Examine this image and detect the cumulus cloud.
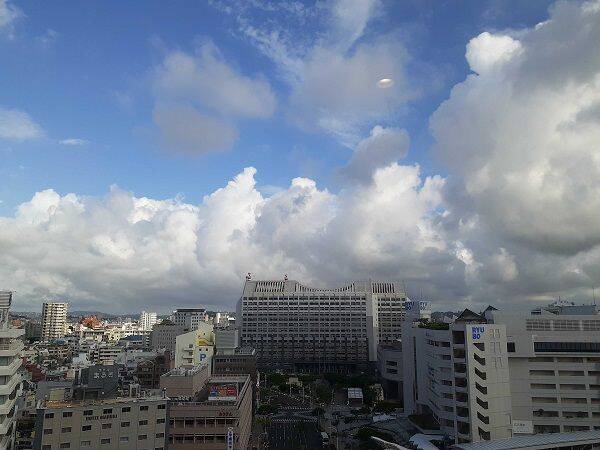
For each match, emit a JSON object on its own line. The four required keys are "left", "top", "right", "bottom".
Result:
{"left": 0, "top": 107, "right": 42, "bottom": 140}
{"left": 431, "top": 0, "right": 600, "bottom": 256}
{"left": 338, "top": 125, "right": 409, "bottom": 184}
{"left": 153, "top": 104, "right": 238, "bottom": 154}
{"left": 151, "top": 41, "right": 276, "bottom": 154}
{"left": 0, "top": 164, "right": 457, "bottom": 312}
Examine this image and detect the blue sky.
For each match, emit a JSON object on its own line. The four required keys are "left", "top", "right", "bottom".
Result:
{"left": 0, "top": 0, "right": 554, "bottom": 213}
{"left": 2, "top": 0, "right": 599, "bottom": 313}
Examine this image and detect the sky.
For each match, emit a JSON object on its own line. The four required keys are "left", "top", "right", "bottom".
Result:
{"left": 1, "top": 0, "right": 600, "bottom": 313}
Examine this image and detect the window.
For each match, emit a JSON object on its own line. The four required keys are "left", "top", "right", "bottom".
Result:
{"left": 122, "top": 407, "right": 131, "bottom": 413}
{"left": 61, "top": 427, "right": 72, "bottom": 433}
{"left": 43, "top": 446, "right": 52, "bottom": 450}
{"left": 156, "top": 433, "right": 165, "bottom": 438}
{"left": 120, "top": 437, "right": 129, "bottom": 443}
{"left": 139, "top": 420, "right": 148, "bottom": 426}
{"left": 63, "top": 411, "right": 73, "bottom": 418}
{"left": 121, "top": 421, "right": 130, "bottom": 427}
{"left": 101, "top": 439, "right": 111, "bottom": 444}
{"left": 102, "top": 408, "right": 112, "bottom": 414}
{"left": 157, "top": 418, "right": 165, "bottom": 424}
{"left": 83, "top": 410, "right": 93, "bottom": 416}
{"left": 507, "top": 342, "right": 515, "bottom": 352}
{"left": 45, "top": 413, "right": 54, "bottom": 419}
{"left": 44, "top": 429, "right": 53, "bottom": 435}
{"left": 82, "top": 425, "right": 91, "bottom": 431}
{"left": 102, "top": 423, "right": 112, "bottom": 429}
{"left": 81, "top": 441, "right": 91, "bottom": 447}
{"left": 157, "top": 404, "right": 166, "bottom": 410}
{"left": 60, "top": 444, "right": 70, "bottom": 449}
{"left": 140, "top": 405, "right": 149, "bottom": 411}
{"left": 139, "top": 434, "right": 148, "bottom": 440}
{"left": 534, "top": 341, "right": 600, "bottom": 353}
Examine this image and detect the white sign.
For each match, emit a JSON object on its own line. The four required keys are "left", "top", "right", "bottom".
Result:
{"left": 512, "top": 420, "right": 533, "bottom": 434}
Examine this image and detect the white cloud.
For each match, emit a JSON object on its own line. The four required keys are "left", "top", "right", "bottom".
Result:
{"left": 0, "top": 163, "right": 457, "bottom": 312}
{"left": 432, "top": 0, "right": 600, "bottom": 256}
{"left": 153, "top": 42, "right": 276, "bottom": 119}
{"left": 328, "top": 0, "right": 381, "bottom": 51}
{"left": 0, "top": 107, "right": 42, "bottom": 140}
{"left": 0, "top": 0, "right": 21, "bottom": 29}
{"left": 338, "top": 125, "right": 410, "bottom": 183}
{"left": 59, "top": 138, "right": 88, "bottom": 146}
{"left": 151, "top": 41, "right": 276, "bottom": 154}
{"left": 153, "top": 104, "right": 238, "bottom": 154}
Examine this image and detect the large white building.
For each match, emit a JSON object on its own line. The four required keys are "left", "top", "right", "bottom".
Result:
{"left": 238, "top": 278, "right": 409, "bottom": 372}
{"left": 41, "top": 301, "right": 68, "bottom": 342}
{"left": 402, "top": 303, "right": 600, "bottom": 444}
{"left": 139, "top": 311, "right": 157, "bottom": 331}
{"left": 0, "top": 291, "right": 25, "bottom": 449}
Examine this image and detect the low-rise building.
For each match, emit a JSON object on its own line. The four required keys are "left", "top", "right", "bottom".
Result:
{"left": 160, "top": 367, "right": 252, "bottom": 450}
{"left": 33, "top": 395, "right": 168, "bottom": 450}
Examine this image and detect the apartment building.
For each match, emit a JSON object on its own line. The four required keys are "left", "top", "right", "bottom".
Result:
{"left": 403, "top": 309, "right": 513, "bottom": 444}
{"left": 139, "top": 311, "right": 157, "bottom": 331}
{"left": 33, "top": 395, "right": 168, "bottom": 450}
{"left": 41, "top": 302, "right": 69, "bottom": 342}
{"left": 171, "top": 309, "right": 208, "bottom": 331}
{"left": 489, "top": 305, "right": 600, "bottom": 435}
{"left": 160, "top": 367, "right": 252, "bottom": 450}
{"left": 238, "top": 278, "right": 408, "bottom": 372}
{"left": 0, "top": 291, "right": 25, "bottom": 449}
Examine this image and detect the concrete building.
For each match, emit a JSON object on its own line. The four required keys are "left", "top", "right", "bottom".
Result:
{"left": 403, "top": 309, "right": 513, "bottom": 444}
{"left": 174, "top": 323, "right": 215, "bottom": 368}
{"left": 238, "top": 278, "right": 409, "bottom": 372}
{"left": 489, "top": 306, "right": 600, "bottom": 435}
{"left": 454, "top": 430, "right": 600, "bottom": 450}
{"left": 214, "top": 328, "right": 239, "bottom": 351}
{"left": 377, "top": 342, "right": 403, "bottom": 400}
{"left": 213, "top": 348, "right": 257, "bottom": 386}
{"left": 41, "top": 302, "right": 68, "bottom": 342}
{"left": 139, "top": 311, "right": 157, "bottom": 331}
{"left": 150, "top": 322, "right": 186, "bottom": 353}
{"left": 136, "top": 351, "right": 172, "bottom": 389}
{"left": 160, "top": 366, "right": 252, "bottom": 450}
{"left": 171, "top": 309, "right": 208, "bottom": 331}
{"left": 0, "top": 291, "right": 25, "bottom": 449}
{"left": 33, "top": 395, "right": 168, "bottom": 450}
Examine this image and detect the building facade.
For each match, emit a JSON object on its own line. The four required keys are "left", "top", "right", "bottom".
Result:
{"left": 41, "top": 303, "right": 68, "bottom": 342}
{"left": 0, "top": 291, "right": 25, "bottom": 449}
{"left": 238, "top": 279, "right": 408, "bottom": 372}
{"left": 161, "top": 368, "right": 252, "bottom": 450}
{"left": 175, "top": 324, "right": 215, "bottom": 368}
{"left": 33, "top": 395, "right": 168, "bottom": 450}
{"left": 151, "top": 323, "right": 186, "bottom": 354}
{"left": 171, "top": 309, "right": 208, "bottom": 331}
{"left": 490, "top": 307, "right": 600, "bottom": 435}
{"left": 139, "top": 312, "right": 157, "bottom": 331}
{"left": 403, "top": 309, "right": 513, "bottom": 444}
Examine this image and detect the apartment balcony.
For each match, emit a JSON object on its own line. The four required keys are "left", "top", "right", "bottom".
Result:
{"left": 454, "top": 363, "right": 467, "bottom": 374}
{"left": 456, "top": 392, "right": 469, "bottom": 404}
{"left": 457, "top": 406, "right": 470, "bottom": 418}
{"left": 0, "top": 341, "right": 23, "bottom": 357}
{"left": 455, "top": 377, "right": 468, "bottom": 389}
{"left": 0, "top": 359, "right": 21, "bottom": 376}
{"left": 453, "top": 348, "right": 466, "bottom": 360}
{"left": 0, "top": 374, "right": 20, "bottom": 396}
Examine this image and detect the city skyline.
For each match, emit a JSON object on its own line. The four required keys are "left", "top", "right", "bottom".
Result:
{"left": 1, "top": 0, "right": 600, "bottom": 314}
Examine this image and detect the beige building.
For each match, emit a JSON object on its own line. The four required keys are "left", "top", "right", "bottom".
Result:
{"left": 160, "top": 366, "right": 252, "bottom": 450}
{"left": 0, "top": 291, "right": 25, "bottom": 449}
{"left": 238, "top": 279, "right": 409, "bottom": 372}
{"left": 41, "top": 302, "right": 68, "bottom": 342}
{"left": 34, "top": 395, "right": 168, "bottom": 450}
{"left": 174, "top": 323, "right": 215, "bottom": 368}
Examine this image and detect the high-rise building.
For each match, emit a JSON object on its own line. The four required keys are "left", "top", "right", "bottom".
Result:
{"left": 402, "top": 303, "right": 600, "bottom": 444}
{"left": 139, "top": 311, "right": 157, "bottom": 331}
{"left": 237, "top": 278, "right": 409, "bottom": 372}
{"left": 171, "top": 308, "right": 207, "bottom": 331}
{"left": 0, "top": 291, "right": 25, "bottom": 449}
{"left": 41, "top": 302, "right": 69, "bottom": 342}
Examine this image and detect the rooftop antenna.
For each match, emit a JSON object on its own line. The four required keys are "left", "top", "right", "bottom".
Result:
{"left": 593, "top": 286, "right": 596, "bottom": 306}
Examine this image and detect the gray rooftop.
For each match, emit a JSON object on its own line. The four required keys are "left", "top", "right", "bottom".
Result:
{"left": 453, "top": 430, "right": 600, "bottom": 450}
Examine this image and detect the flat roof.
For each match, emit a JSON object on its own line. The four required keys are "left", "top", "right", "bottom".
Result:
{"left": 453, "top": 430, "right": 600, "bottom": 450}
